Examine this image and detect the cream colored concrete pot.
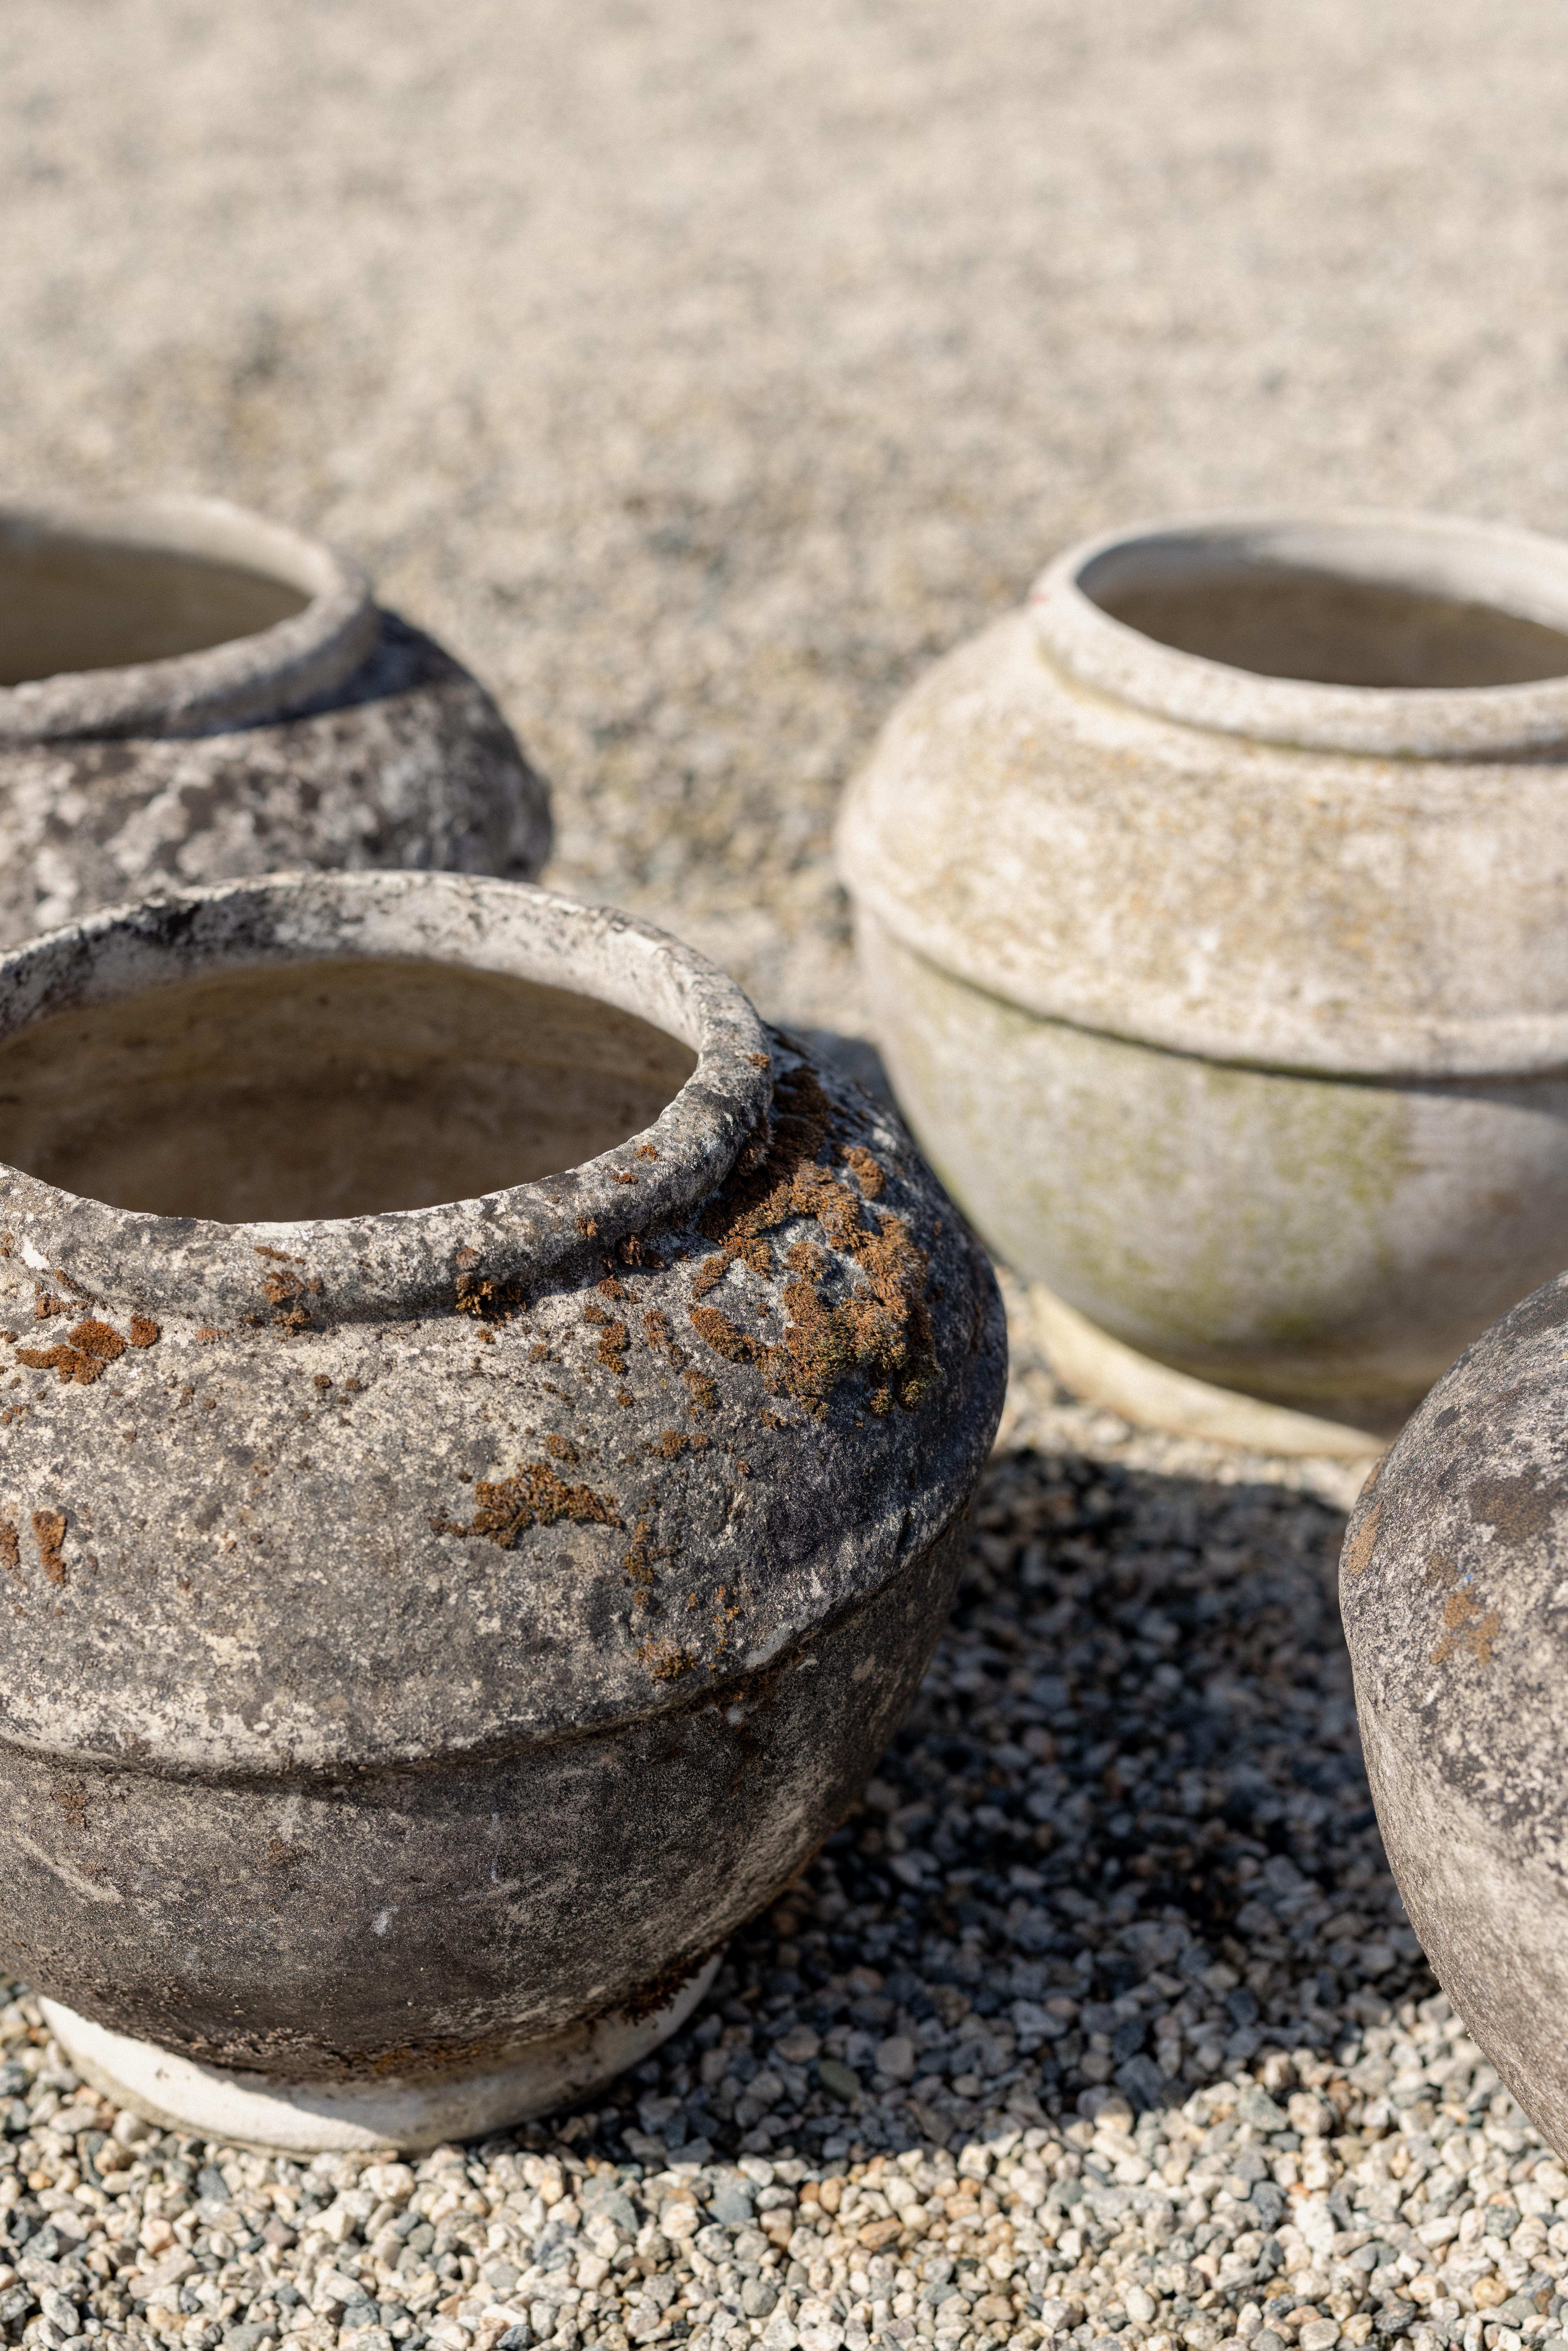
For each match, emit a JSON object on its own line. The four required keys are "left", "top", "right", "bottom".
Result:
{"left": 839, "top": 512, "right": 1568, "bottom": 1435}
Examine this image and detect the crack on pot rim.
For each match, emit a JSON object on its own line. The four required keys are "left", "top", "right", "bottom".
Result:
{"left": 0, "top": 493, "right": 379, "bottom": 743}
{"left": 0, "top": 869, "right": 775, "bottom": 1325}
{"left": 0, "top": 1509, "right": 973, "bottom": 1791}
{"left": 1029, "top": 507, "right": 1568, "bottom": 760}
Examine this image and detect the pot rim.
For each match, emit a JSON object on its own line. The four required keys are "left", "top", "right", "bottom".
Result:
{"left": 0, "top": 493, "right": 378, "bottom": 742}
{"left": 0, "top": 869, "right": 774, "bottom": 1325}
{"left": 1031, "top": 508, "right": 1568, "bottom": 758}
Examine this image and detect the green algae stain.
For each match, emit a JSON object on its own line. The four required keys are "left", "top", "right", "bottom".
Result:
{"left": 862, "top": 916, "right": 1426, "bottom": 1408}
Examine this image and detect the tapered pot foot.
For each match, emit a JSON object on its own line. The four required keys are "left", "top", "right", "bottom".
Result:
{"left": 41, "top": 1955, "right": 721, "bottom": 2156}
{"left": 1029, "top": 1283, "right": 1388, "bottom": 1461}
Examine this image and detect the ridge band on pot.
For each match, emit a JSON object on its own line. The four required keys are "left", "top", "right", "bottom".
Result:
{"left": 839, "top": 507, "right": 1568, "bottom": 1440}
{"left": 0, "top": 870, "right": 1007, "bottom": 2151}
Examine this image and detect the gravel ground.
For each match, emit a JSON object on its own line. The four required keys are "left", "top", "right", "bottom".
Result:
{"left": 3, "top": 11, "right": 1567, "bottom": 2351}
{"left": 5, "top": 1, "right": 1568, "bottom": 1026}
{"left": 0, "top": 1294, "right": 1553, "bottom": 2351}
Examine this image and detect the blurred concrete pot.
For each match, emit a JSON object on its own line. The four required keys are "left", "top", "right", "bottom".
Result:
{"left": 839, "top": 510, "right": 1568, "bottom": 1442}
{"left": 1340, "top": 1271, "right": 1568, "bottom": 2154}
{"left": 0, "top": 869, "right": 1004, "bottom": 2153}
{"left": 0, "top": 495, "right": 549, "bottom": 942}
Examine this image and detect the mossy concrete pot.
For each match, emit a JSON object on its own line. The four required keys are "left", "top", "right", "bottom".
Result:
{"left": 0, "top": 495, "right": 549, "bottom": 942}
{"left": 839, "top": 510, "right": 1568, "bottom": 1437}
{"left": 1340, "top": 1274, "right": 1568, "bottom": 2155}
{"left": 0, "top": 870, "right": 1004, "bottom": 2152}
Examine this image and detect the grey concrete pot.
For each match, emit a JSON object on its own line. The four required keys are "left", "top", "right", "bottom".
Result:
{"left": 1340, "top": 1276, "right": 1568, "bottom": 2156}
{"left": 838, "top": 510, "right": 1568, "bottom": 1439}
{"left": 0, "top": 496, "right": 550, "bottom": 943}
{"left": 0, "top": 870, "right": 1005, "bottom": 2152}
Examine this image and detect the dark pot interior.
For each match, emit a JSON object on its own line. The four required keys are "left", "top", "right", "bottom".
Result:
{"left": 0, "top": 958, "right": 697, "bottom": 1221}
{"left": 0, "top": 523, "right": 309, "bottom": 686}
{"left": 1091, "top": 559, "right": 1568, "bottom": 689}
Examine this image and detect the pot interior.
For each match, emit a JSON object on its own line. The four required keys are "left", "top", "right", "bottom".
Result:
{"left": 0, "top": 959, "right": 698, "bottom": 1220}
{"left": 0, "top": 526, "right": 308, "bottom": 686}
{"left": 1090, "top": 561, "right": 1568, "bottom": 690}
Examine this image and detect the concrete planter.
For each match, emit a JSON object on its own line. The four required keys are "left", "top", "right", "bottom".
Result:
{"left": 0, "top": 496, "right": 549, "bottom": 943}
{"left": 1340, "top": 1273, "right": 1568, "bottom": 2154}
{"left": 838, "top": 511, "right": 1568, "bottom": 1439}
{"left": 0, "top": 870, "right": 1004, "bottom": 2153}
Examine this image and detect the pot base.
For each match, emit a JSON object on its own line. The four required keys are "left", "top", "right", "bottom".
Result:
{"left": 1030, "top": 1284, "right": 1388, "bottom": 1461}
{"left": 41, "top": 1955, "right": 721, "bottom": 2157}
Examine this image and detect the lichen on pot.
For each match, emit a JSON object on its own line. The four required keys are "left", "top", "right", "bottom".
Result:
{"left": 838, "top": 509, "right": 1568, "bottom": 1438}
{"left": 1340, "top": 1274, "right": 1568, "bottom": 2157}
{"left": 0, "top": 870, "right": 1004, "bottom": 2153}
{"left": 0, "top": 495, "right": 550, "bottom": 943}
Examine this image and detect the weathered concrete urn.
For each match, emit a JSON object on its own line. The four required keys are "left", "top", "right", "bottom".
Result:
{"left": 838, "top": 510, "right": 1568, "bottom": 1440}
{"left": 1340, "top": 1274, "right": 1568, "bottom": 2156}
{"left": 0, "top": 495, "right": 549, "bottom": 942}
{"left": 0, "top": 870, "right": 1004, "bottom": 2152}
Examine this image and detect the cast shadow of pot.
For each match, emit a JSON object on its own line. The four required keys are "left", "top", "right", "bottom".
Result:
{"left": 618, "top": 1448, "right": 1476, "bottom": 2173}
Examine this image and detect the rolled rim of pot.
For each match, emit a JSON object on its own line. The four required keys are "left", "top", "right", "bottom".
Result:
{"left": 0, "top": 868, "right": 775, "bottom": 1328}
{"left": 1030, "top": 509, "right": 1568, "bottom": 758}
{"left": 0, "top": 493, "right": 378, "bottom": 742}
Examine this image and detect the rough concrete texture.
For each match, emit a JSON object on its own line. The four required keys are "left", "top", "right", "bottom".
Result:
{"left": 5, "top": 3, "right": 1568, "bottom": 1028}
{"left": 0, "top": 614, "right": 550, "bottom": 946}
{"left": 0, "top": 498, "right": 550, "bottom": 945}
{"left": 1341, "top": 1275, "right": 1568, "bottom": 2164}
{"left": 0, "top": 873, "right": 1005, "bottom": 2083}
{"left": 837, "top": 506, "right": 1568, "bottom": 1426}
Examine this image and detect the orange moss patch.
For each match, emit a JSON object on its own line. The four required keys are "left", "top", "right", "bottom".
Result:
{"left": 655, "top": 1427, "right": 708, "bottom": 1458}
{"left": 623, "top": 1514, "right": 682, "bottom": 1610}
{"left": 456, "top": 1269, "right": 525, "bottom": 1321}
{"left": 261, "top": 1264, "right": 322, "bottom": 1335}
{"left": 842, "top": 1143, "right": 886, "bottom": 1199}
{"left": 0, "top": 1521, "right": 17, "bottom": 1575}
{"left": 639, "top": 1639, "right": 696, "bottom": 1681}
{"left": 438, "top": 1461, "right": 621, "bottom": 1549}
{"left": 15, "top": 1314, "right": 131, "bottom": 1385}
{"left": 596, "top": 1320, "right": 630, "bottom": 1372}
{"left": 1426, "top": 1562, "right": 1502, "bottom": 1667}
{"left": 71, "top": 1320, "right": 125, "bottom": 1362}
{"left": 128, "top": 1315, "right": 160, "bottom": 1349}
{"left": 1432, "top": 1589, "right": 1501, "bottom": 1666}
{"left": 688, "top": 1304, "right": 762, "bottom": 1364}
{"left": 31, "top": 1508, "right": 67, "bottom": 1586}
{"left": 684, "top": 1066, "right": 937, "bottom": 1418}
{"left": 642, "top": 1308, "right": 689, "bottom": 1369}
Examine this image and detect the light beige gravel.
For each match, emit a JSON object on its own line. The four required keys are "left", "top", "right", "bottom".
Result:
{"left": 3, "top": 1, "right": 1568, "bottom": 1028}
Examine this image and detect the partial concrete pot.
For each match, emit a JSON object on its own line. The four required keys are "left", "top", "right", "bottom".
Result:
{"left": 0, "top": 496, "right": 550, "bottom": 943}
{"left": 1340, "top": 1273, "right": 1568, "bottom": 2156}
{"left": 839, "top": 510, "right": 1568, "bottom": 1439}
{"left": 0, "top": 870, "right": 1004, "bottom": 2153}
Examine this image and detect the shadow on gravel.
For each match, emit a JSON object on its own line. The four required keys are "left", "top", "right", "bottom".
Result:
{"left": 586, "top": 1447, "right": 1453, "bottom": 2172}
